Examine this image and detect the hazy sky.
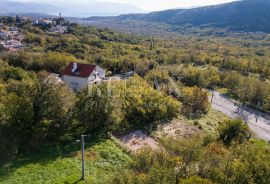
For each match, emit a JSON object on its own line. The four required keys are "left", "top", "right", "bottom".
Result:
{"left": 13, "top": 0, "right": 237, "bottom": 11}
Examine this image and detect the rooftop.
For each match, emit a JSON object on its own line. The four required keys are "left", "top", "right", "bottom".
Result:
{"left": 61, "top": 62, "right": 97, "bottom": 78}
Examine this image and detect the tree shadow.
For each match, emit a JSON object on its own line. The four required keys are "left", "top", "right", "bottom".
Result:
{"left": 219, "top": 92, "right": 231, "bottom": 98}
{"left": 0, "top": 136, "right": 104, "bottom": 178}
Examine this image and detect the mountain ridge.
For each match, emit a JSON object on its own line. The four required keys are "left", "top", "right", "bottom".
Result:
{"left": 0, "top": 0, "right": 146, "bottom": 17}
{"left": 85, "top": 0, "right": 270, "bottom": 33}
{"left": 0, "top": 1, "right": 61, "bottom": 15}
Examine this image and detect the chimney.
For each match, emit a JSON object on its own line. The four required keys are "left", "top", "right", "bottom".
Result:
{"left": 71, "top": 63, "right": 78, "bottom": 73}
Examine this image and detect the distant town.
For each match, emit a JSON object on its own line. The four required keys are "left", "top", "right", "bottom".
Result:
{"left": 0, "top": 13, "right": 68, "bottom": 51}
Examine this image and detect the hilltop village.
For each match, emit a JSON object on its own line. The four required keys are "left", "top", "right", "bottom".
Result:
{"left": 0, "top": 13, "right": 68, "bottom": 51}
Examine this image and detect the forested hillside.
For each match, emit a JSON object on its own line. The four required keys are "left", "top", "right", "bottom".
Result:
{"left": 86, "top": 0, "right": 270, "bottom": 33}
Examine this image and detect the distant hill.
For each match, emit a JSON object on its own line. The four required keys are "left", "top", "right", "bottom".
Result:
{"left": 86, "top": 0, "right": 270, "bottom": 33}
{"left": 0, "top": 0, "right": 145, "bottom": 17}
{"left": 0, "top": 12, "right": 58, "bottom": 19}
{"left": 0, "top": 1, "right": 61, "bottom": 15}
{"left": 55, "top": 1, "right": 146, "bottom": 17}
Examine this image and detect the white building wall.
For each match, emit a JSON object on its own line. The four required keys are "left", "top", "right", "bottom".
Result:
{"left": 96, "top": 65, "right": 106, "bottom": 79}
{"left": 88, "top": 65, "right": 106, "bottom": 83}
{"left": 62, "top": 65, "right": 106, "bottom": 91}
{"left": 0, "top": 30, "right": 9, "bottom": 38}
{"left": 62, "top": 75, "right": 89, "bottom": 91}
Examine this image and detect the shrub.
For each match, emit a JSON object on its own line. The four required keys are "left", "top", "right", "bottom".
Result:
{"left": 181, "top": 86, "right": 210, "bottom": 117}
{"left": 180, "top": 176, "right": 214, "bottom": 184}
{"left": 218, "top": 119, "right": 250, "bottom": 146}
{"left": 75, "top": 76, "right": 181, "bottom": 133}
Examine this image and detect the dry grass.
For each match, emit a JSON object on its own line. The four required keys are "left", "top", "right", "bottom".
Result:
{"left": 153, "top": 119, "right": 203, "bottom": 139}
{"left": 183, "top": 109, "right": 229, "bottom": 135}
{"left": 119, "top": 130, "right": 159, "bottom": 152}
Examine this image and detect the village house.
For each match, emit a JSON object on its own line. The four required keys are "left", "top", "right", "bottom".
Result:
{"left": 61, "top": 62, "right": 106, "bottom": 91}
{"left": 32, "top": 18, "right": 54, "bottom": 28}
{"left": 9, "top": 27, "right": 18, "bottom": 32}
{"left": 8, "top": 30, "right": 19, "bottom": 37}
{"left": 1, "top": 39, "right": 23, "bottom": 51}
{"left": 49, "top": 25, "right": 67, "bottom": 34}
{"left": 20, "top": 16, "right": 32, "bottom": 23}
{"left": 9, "top": 39, "right": 22, "bottom": 48}
{"left": 0, "top": 24, "right": 24, "bottom": 50}
{"left": 0, "top": 29, "right": 9, "bottom": 39}
{"left": 14, "top": 34, "right": 24, "bottom": 41}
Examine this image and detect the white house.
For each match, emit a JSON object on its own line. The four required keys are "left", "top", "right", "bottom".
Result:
{"left": 9, "top": 40, "right": 22, "bottom": 48}
{"left": 1, "top": 40, "right": 22, "bottom": 50}
{"left": 49, "top": 25, "right": 67, "bottom": 34}
{"left": 0, "top": 29, "right": 9, "bottom": 39}
{"left": 61, "top": 62, "right": 105, "bottom": 91}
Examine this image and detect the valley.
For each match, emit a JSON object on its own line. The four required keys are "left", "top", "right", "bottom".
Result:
{"left": 1, "top": 0, "right": 270, "bottom": 184}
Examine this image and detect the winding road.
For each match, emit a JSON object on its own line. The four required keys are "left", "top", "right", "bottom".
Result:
{"left": 211, "top": 91, "right": 270, "bottom": 141}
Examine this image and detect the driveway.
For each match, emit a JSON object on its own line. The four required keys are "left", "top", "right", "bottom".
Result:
{"left": 211, "top": 91, "right": 270, "bottom": 141}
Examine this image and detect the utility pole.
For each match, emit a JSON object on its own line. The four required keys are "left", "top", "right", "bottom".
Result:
{"left": 210, "top": 89, "right": 215, "bottom": 107}
{"left": 256, "top": 101, "right": 261, "bottom": 123}
{"left": 81, "top": 135, "right": 85, "bottom": 180}
{"left": 77, "top": 135, "right": 88, "bottom": 180}
{"left": 211, "top": 87, "right": 215, "bottom": 107}
{"left": 239, "top": 86, "right": 248, "bottom": 113}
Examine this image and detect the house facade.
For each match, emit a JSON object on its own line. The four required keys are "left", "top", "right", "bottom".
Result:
{"left": 1, "top": 39, "right": 22, "bottom": 50}
{"left": 61, "top": 62, "right": 105, "bottom": 91}
{"left": 0, "top": 29, "right": 9, "bottom": 39}
{"left": 0, "top": 26, "right": 24, "bottom": 51}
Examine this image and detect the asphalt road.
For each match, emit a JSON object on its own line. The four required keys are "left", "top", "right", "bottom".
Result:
{"left": 211, "top": 91, "right": 270, "bottom": 141}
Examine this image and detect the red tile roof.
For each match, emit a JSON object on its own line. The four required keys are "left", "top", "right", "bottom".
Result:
{"left": 61, "top": 62, "right": 96, "bottom": 78}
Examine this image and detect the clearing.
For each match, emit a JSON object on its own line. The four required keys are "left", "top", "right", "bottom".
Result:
{"left": 117, "top": 109, "right": 228, "bottom": 152}
{"left": 119, "top": 130, "right": 159, "bottom": 152}
{"left": 182, "top": 109, "right": 229, "bottom": 135}
{"left": 154, "top": 119, "right": 203, "bottom": 139}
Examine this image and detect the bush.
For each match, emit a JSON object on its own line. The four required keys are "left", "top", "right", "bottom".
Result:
{"left": 218, "top": 119, "right": 250, "bottom": 146}
{"left": 112, "top": 137, "right": 270, "bottom": 184}
{"left": 181, "top": 86, "right": 210, "bottom": 117}
{"left": 180, "top": 176, "right": 214, "bottom": 184}
{"left": 145, "top": 68, "right": 170, "bottom": 88}
{"left": 75, "top": 76, "right": 181, "bottom": 133}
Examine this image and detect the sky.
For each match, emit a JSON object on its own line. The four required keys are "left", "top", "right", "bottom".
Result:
{"left": 13, "top": 0, "right": 237, "bottom": 11}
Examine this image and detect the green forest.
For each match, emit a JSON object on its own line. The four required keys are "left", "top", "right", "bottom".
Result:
{"left": 0, "top": 18, "right": 270, "bottom": 184}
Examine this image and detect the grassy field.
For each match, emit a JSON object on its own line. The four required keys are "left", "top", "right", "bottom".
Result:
{"left": 182, "top": 109, "right": 229, "bottom": 135}
{"left": 0, "top": 138, "right": 131, "bottom": 184}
